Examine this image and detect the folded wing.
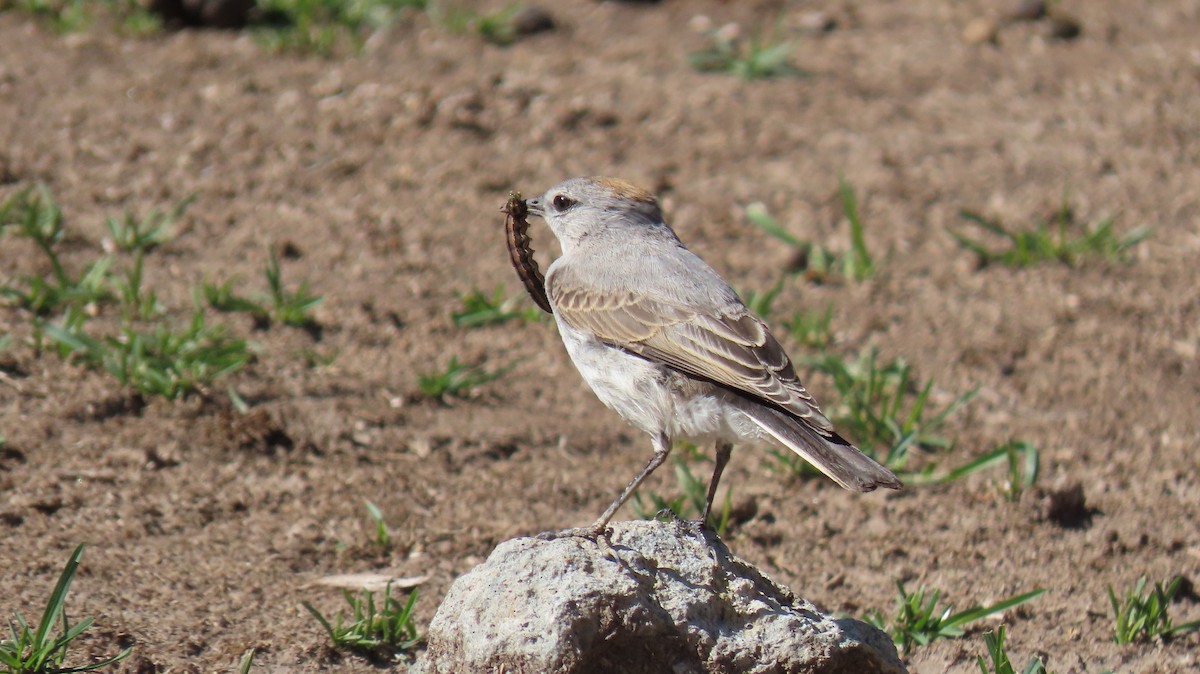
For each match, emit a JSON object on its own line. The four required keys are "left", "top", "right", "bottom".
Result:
{"left": 549, "top": 281, "right": 836, "bottom": 435}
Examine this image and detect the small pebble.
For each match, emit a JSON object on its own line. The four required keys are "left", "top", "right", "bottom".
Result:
{"left": 962, "top": 17, "right": 1000, "bottom": 45}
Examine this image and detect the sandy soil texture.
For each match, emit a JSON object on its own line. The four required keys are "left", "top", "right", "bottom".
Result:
{"left": 2, "top": 1, "right": 1199, "bottom": 672}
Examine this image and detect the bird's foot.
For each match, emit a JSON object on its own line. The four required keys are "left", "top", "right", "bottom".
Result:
{"left": 654, "top": 508, "right": 686, "bottom": 524}
{"left": 649, "top": 508, "right": 711, "bottom": 538}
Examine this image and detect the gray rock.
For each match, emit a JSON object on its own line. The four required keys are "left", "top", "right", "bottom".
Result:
{"left": 416, "top": 520, "right": 905, "bottom": 674}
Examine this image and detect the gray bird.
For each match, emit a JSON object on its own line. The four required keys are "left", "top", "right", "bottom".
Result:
{"left": 525, "top": 176, "right": 901, "bottom": 535}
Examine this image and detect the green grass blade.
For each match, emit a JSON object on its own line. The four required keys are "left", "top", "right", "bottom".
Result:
{"left": 32, "top": 544, "right": 86, "bottom": 650}
{"left": 944, "top": 589, "right": 1047, "bottom": 629}
{"left": 745, "top": 203, "right": 801, "bottom": 247}
{"left": 840, "top": 177, "right": 873, "bottom": 279}
{"left": 301, "top": 601, "right": 338, "bottom": 642}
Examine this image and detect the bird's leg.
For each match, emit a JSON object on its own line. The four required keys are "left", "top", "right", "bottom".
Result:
{"left": 586, "top": 433, "right": 673, "bottom": 536}
{"left": 700, "top": 441, "right": 733, "bottom": 529}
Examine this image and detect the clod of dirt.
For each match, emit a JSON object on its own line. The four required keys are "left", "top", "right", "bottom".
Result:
{"left": 1007, "top": 0, "right": 1047, "bottom": 23}
{"left": 512, "top": 7, "right": 556, "bottom": 37}
{"left": 0, "top": 153, "right": 16, "bottom": 185}
{"left": 0, "top": 351, "right": 25, "bottom": 377}
{"left": 1043, "top": 482, "right": 1093, "bottom": 528}
{"left": 416, "top": 520, "right": 906, "bottom": 674}
{"left": 200, "top": 407, "right": 295, "bottom": 454}
{"left": 0, "top": 445, "right": 26, "bottom": 469}
{"left": 962, "top": 17, "right": 1000, "bottom": 46}
{"left": 1047, "top": 13, "right": 1083, "bottom": 40}
{"left": 127, "top": 654, "right": 160, "bottom": 674}
{"left": 147, "top": 0, "right": 255, "bottom": 28}
{"left": 279, "top": 240, "right": 304, "bottom": 259}
{"left": 67, "top": 391, "right": 147, "bottom": 422}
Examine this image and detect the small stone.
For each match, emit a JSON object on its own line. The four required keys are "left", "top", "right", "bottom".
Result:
{"left": 962, "top": 17, "right": 1000, "bottom": 45}
{"left": 1047, "top": 12, "right": 1082, "bottom": 40}
{"left": 512, "top": 6, "right": 555, "bottom": 36}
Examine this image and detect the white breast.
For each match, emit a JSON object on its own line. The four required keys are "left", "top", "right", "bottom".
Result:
{"left": 553, "top": 317, "right": 742, "bottom": 445}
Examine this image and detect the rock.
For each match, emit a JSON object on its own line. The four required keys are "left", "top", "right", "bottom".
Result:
{"left": 416, "top": 520, "right": 905, "bottom": 674}
{"left": 962, "top": 17, "right": 1000, "bottom": 46}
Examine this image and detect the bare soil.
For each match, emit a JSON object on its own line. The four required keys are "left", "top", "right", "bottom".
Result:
{"left": 2, "top": 1, "right": 1200, "bottom": 673}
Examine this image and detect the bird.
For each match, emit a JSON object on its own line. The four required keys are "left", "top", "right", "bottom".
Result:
{"left": 523, "top": 176, "right": 901, "bottom": 535}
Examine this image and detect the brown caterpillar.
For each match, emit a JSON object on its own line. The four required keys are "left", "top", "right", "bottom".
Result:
{"left": 502, "top": 191, "right": 553, "bottom": 315}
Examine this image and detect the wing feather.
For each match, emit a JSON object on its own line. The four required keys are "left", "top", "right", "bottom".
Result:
{"left": 549, "top": 281, "right": 834, "bottom": 433}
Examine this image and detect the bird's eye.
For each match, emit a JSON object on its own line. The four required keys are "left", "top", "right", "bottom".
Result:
{"left": 552, "top": 194, "right": 576, "bottom": 211}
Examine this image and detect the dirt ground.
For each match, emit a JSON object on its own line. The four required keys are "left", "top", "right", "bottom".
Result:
{"left": 2, "top": 1, "right": 1199, "bottom": 672}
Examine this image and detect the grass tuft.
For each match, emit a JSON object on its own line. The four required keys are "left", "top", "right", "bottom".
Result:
{"left": 1109, "top": 576, "right": 1200, "bottom": 644}
{"left": 783, "top": 303, "right": 834, "bottom": 350}
{"left": 45, "top": 307, "right": 253, "bottom": 400}
{"left": 741, "top": 278, "right": 785, "bottom": 322}
{"left": 264, "top": 249, "right": 323, "bottom": 328}
{"left": 104, "top": 195, "right": 193, "bottom": 253}
{"left": 0, "top": 544, "right": 132, "bottom": 674}
{"left": 951, "top": 199, "right": 1148, "bottom": 268}
{"left": 364, "top": 501, "right": 391, "bottom": 549}
{"left": 303, "top": 583, "right": 420, "bottom": 658}
{"left": 838, "top": 177, "right": 875, "bottom": 280}
{"left": 417, "top": 356, "right": 511, "bottom": 402}
{"left": 255, "top": 0, "right": 529, "bottom": 54}
{"left": 689, "top": 20, "right": 803, "bottom": 80}
{"left": 201, "top": 250, "right": 322, "bottom": 330}
{"left": 802, "top": 348, "right": 977, "bottom": 470}
{"left": 866, "top": 582, "right": 1046, "bottom": 653}
{"left": 452, "top": 286, "right": 541, "bottom": 328}
{"left": 976, "top": 626, "right": 1053, "bottom": 674}
{"left": 0, "top": 185, "right": 112, "bottom": 317}
{"left": 746, "top": 180, "right": 875, "bottom": 283}
{"left": 911, "top": 440, "right": 1040, "bottom": 499}
{"left": 0, "top": 186, "right": 290, "bottom": 400}
{"left": 431, "top": 2, "right": 523, "bottom": 46}
{"left": 0, "top": 0, "right": 159, "bottom": 34}
{"left": 254, "top": 0, "right": 427, "bottom": 54}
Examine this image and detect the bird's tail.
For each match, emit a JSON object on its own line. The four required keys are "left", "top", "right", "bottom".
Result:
{"left": 738, "top": 403, "right": 902, "bottom": 492}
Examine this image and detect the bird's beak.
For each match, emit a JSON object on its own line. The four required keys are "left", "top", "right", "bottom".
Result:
{"left": 526, "top": 196, "right": 545, "bottom": 217}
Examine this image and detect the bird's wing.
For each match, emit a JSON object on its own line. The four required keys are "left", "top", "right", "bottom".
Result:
{"left": 549, "top": 280, "right": 835, "bottom": 433}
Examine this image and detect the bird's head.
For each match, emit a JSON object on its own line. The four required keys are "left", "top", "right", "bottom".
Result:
{"left": 526, "top": 177, "right": 671, "bottom": 251}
